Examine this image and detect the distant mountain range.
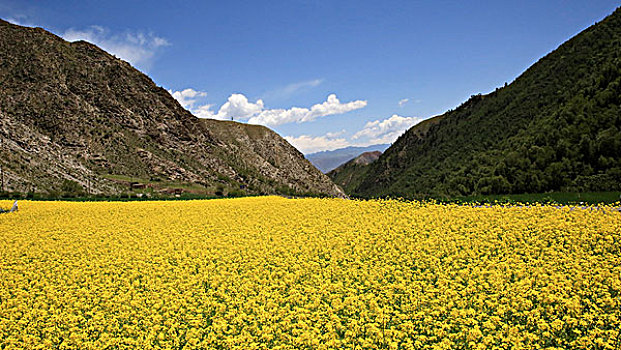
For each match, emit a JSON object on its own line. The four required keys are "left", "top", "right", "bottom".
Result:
{"left": 350, "top": 7, "right": 621, "bottom": 198}
{"left": 0, "top": 19, "right": 344, "bottom": 198}
{"left": 306, "top": 144, "right": 390, "bottom": 173}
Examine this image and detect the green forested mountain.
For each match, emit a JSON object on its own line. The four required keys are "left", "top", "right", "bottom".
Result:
{"left": 353, "top": 8, "right": 621, "bottom": 199}
{"left": 327, "top": 151, "right": 383, "bottom": 193}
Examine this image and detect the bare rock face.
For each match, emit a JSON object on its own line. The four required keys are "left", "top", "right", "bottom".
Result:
{"left": 0, "top": 19, "right": 344, "bottom": 197}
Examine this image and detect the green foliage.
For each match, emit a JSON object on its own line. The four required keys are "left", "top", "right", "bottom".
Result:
{"left": 328, "top": 162, "right": 373, "bottom": 193}
{"left": 355, "top": 8, "right": 621, "bottom": 199}
{"left": 60, "top": 179, "right": 85, "bottom": 198}
{"left": 447, "top": 191, "right": 621, "bottom": 205}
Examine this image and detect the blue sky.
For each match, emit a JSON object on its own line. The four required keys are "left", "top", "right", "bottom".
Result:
{"left": 2, "top": 0, "right": 619, "bottom": 153}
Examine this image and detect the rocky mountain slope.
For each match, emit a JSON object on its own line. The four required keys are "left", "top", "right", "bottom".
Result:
{"left": 353, "top": 8, "right": 621, "bottom": 198}
{"left": 327, "top": 151, "right": 382, "bottom": 193}
{"left": 0, "top": 19, "right": 344, "bottom": 197}
{"left": 306, "top": 144, "right": 390, "bottom": 173}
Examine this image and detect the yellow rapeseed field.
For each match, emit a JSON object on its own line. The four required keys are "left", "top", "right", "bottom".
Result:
{"left": 0, "top": 197, "right": 619, "bottom": 349}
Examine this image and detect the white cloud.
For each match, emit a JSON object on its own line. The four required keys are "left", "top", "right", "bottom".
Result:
{"left": 284, "top": 114, "right": 423, "bottom": 154}
{"left": 167, "top": 87, "right": 419, "bottom": 151}
{"left": 248, "top": 94, "right": 367, "bottom": 126}
{"left": 263, "top": 79, "right": 324, "bottom": 100}
{"left": 168, "top": 88, "right": 207, "bottom": 109}
{"left": 168, "top": 88, "right": 216, "bottom": 118}
{"left": 284, "top": 134, "right": 350, "bottom": 154}
{"left": 192, "top": 104, "right": 216, "bottom": 118}
{"left": 168, "top": 87, "right": 367, "bottom": 126}
{"left": 214, "top": 94, "right": 265, "bottom": 121}
{"left": 398, "top": 98, "right": 409, "bottom": 107}
{"left": 61, "top": 26, "right": 169, "bottom": 71}
{"left": 185, "top": 93, "right": 366, "bottom": 126}
{"left": 352, "top": 114, "right": 422, "bottom": 144}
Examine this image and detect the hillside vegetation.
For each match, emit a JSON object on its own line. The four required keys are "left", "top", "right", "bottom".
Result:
{"left": 354, "top": 8, "right": 621, "bottom": 198}
{"left": 327, "top": 151, "right": 382, "bottom": 193}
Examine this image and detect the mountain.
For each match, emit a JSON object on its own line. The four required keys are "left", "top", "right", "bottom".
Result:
{"left": 306, "top": 144, "right": 390, "bottom": 173}
{"left": 0, "top": 19, "right": 344, "bottom": 198}
{"left": 327, "top": 151, "right": 383, "bottom": 193}
{"left": 351, "top": 8, "right": 621, "bottom": 199}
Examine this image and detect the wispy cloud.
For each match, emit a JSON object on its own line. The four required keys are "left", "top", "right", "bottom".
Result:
{"left": 6, "top": 16, "right": 36, "bottom": 27}
{"left": 325, "top": 130, "right": 346, "bottom": 138}
{"left": 61, "top": 26, "right": 170, "bottom": 71}
{"left": 262, "top": 79, "right": 324, "bottom": 100}
{"left": 5, "top": 17, "right": 169, "bottom": 71}
{"left": 399, "top": 98, "right": 423, "bottom": 107}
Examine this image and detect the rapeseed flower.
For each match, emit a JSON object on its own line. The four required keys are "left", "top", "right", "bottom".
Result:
{"left": 0, "top": 197, "right": 619, "bottom": 349}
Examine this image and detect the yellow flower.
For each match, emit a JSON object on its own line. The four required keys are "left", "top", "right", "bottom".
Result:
{"left": 0, "top": 197, "right": 618, "bottom": 349}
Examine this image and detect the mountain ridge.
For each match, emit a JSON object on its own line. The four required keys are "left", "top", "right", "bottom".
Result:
{"left": 0, "top": 19, "right": 344, "bottom": 197}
